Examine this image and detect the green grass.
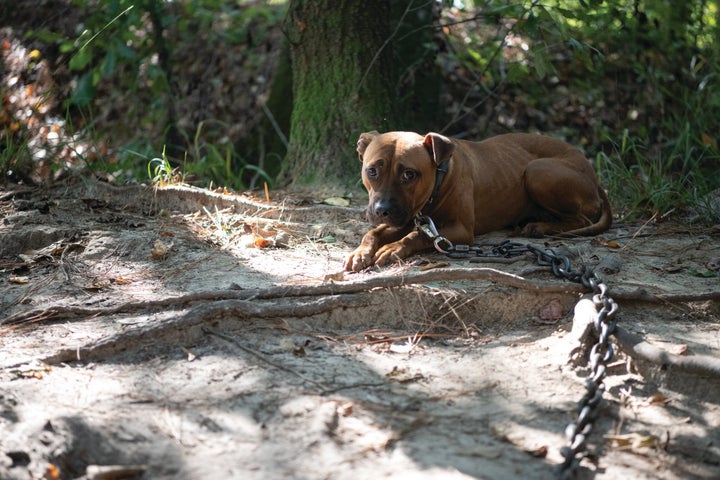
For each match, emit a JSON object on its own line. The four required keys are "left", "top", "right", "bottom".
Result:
{"left": 148, "top": 146, "right": 184, "bottom": 186}
{"left": 1, "top": 128, "right": 31, "bottom": 180}
{"left": 596, "top": 128, "right": 720, "bottom": 225}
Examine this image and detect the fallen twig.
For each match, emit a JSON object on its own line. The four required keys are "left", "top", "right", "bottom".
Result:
{"left": 203, "top": 326, "right": 330, "bottom": 393}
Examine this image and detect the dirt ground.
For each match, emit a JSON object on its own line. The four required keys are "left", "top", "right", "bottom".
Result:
{"left": 1, "top": 181, "right": 719, "bottom": 480}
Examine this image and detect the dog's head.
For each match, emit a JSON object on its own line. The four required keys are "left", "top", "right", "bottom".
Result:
{"left": 356, "top": 131, "right": 455, "bottom": 228}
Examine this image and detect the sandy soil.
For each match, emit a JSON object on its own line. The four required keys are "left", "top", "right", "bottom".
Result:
{"left": 1, "top": 181, "right": 719, "bottom": 480}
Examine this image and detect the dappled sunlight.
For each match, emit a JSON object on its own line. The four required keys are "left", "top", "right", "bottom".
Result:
{"left": 2, "top": 1, "right": 720, "bottom": 478}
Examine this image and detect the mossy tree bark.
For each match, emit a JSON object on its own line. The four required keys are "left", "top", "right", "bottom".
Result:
{"left": 279, "top": 0, "right": 398, "bottom": 187}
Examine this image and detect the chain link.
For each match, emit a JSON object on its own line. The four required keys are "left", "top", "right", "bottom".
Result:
{"left": 414, "top": 218, "right": 619, "bottom": 478}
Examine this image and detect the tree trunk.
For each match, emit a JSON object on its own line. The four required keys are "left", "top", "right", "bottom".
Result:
{"left": 279, "top": 0, "right": 396, "bottom": 187}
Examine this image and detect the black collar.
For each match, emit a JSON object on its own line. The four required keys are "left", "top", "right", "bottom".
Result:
{"left": 425, "top": 157, "right": 451, "bottom": 207}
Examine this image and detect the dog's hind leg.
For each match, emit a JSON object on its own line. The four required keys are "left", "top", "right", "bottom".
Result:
{"left": 521, "top": 155, "right": 610, "bottom": 237}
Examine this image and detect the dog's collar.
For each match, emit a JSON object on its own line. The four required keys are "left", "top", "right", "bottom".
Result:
{"left": 425, "top": 157, "right": 451, "bottom": 207}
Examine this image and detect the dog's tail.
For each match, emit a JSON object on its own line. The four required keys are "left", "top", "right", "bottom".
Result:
{"left": 562, "top": 186, "right": 613, "bottom": 237}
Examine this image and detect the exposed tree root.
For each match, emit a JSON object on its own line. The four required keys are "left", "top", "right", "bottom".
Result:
{"left": 1, "top": 262, "right": 716, "bottom": 382}
{"left": 4, "top": 267, "right": 719, "bottom": 329}
{"left": 40, "top": 294, "right": 373, "bottom": 365}
{"left": 614, "top": 325, "right": 720, "bottom": 378}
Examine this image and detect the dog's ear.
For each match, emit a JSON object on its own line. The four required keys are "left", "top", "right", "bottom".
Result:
{"left": 357, "top": 131, "right": 379, "bottom": 160}
{"left": 423, "top": 133, "right": 455, "bottom": 165}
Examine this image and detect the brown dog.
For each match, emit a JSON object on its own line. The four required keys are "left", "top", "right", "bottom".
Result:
{"left": 343, "top": 131, "right": 612, "bottom": 271}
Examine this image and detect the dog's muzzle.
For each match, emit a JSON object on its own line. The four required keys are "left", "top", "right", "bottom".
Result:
{"left": 367, "top": 198, "right": 412, "bottom": 227}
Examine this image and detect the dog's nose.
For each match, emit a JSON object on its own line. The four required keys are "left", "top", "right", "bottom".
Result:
{"left": 373, "top": 200, "right": 394, "bottom": 218}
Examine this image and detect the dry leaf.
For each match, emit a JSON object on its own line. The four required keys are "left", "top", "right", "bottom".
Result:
{"left": 365, "top": 334, "right": 391, "bottom": 344}
{"left": 44, "top": 463, "right": 60, "bottom": 480}
{"left": 648, "top": 393, "right": 670, "bottom": 405}
{"left": 665, "top": 264, "right": 684, "bottom": 273}
{"left": 9, "top": 276, "right": 29, "bottom": 284}
{"left": 419, "top": 262, "right": 448, "bottom": 271}
{"left": 278, "top": 337, "right": 296, "bottom": 352}
{"left": 669, "top": 344, "right": 688, "bottom": 355}
{"left": 337, "top": 402, "right": 354, "bottom": 417}
{"left": 591, "top": 236, "right": 621, "bottom": 248}
{"left": 18, "top": 253, "right": 35, "bottom": 263}
{"left": 323, "top": 196, "right": 350, "bottom": 207}
{"left": 253, "top": 232, "right": 272, "bottom": 248}
{"left": 83, "top": 279, "right": 111, "bottom": 291}
{"left": 591, "top": 236, "right": 608, "bottom": 246}
{"left": 539, "top": 299, "right": 563, "bottom": 322}
{"left": 386, "top": 366, "right": 424, "bottom": 383}
{"left": 323, "top": 271, "right": 345, "bottom": 282}
{"left": 11, "top": 362, "right": 51, "bottom": 379}
{"left": 150, "top": 239, "right": 171, "bottom": 259}
{"left": 181, "top": 347, "right": 197, "bottom": 362}
{"left": 701, "top": 132, "right": 717, "bottom": 148}
{"left": 605, "top": 433, "right": 659, "bottom": 450}
{"left": 273, "top": 231, "right": 290, "bottom": 248}
{"left": 525, "top": 445, "right": 548, "bottom": 458}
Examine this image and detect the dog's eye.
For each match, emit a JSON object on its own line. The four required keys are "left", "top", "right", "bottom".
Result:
{"left": 366, "top": 167, "right": 379, "bottom": 179}
{"left": 401, "top": 169, "right": 417, "bottom": 183}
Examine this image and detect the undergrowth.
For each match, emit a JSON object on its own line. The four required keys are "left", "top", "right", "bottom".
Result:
{"left": 4, "top": 0, "right": 719, "bottom": 225}
{"left": 597, "top": 128, "right": 720, "bottom": 224}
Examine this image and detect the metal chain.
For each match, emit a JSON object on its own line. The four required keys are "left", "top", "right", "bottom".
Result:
{"left": 527, "top": 244, "right": 619, "bottom": 478}
{"left": 414, "top": 216, "right": 619, "bottom": 477}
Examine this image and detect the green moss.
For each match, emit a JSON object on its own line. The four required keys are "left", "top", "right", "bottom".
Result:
{"left": 279, "top": 0, "right": 396, "bottom": 187}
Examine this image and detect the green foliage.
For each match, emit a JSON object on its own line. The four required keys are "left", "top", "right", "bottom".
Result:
{"left": 595, "top": 128, "right": 719, "bottom": 223}
{"left": 445, "top": 0, "right": 720, "bottom": 223}
{"left": 1, "top": 128, "right": 31, "bottom": 180}
{"left": 183, "top": 121, "right": 273, "bottom": 191}
{"left": 148, "top": 146, "right": 183, "bottom": 186}
{"left": 62, "top": 2, "right": 143, "bottom": 108}
{"left": 11, "top": 0, "right": 719, "bottom": 221}
{"left": 27, "top": 0, "right": 281, "bottom": 190}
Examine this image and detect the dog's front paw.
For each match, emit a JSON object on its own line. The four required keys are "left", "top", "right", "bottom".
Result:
{"left": 373, "top": 242, "right": 411, "bottom": 267}
{"left": 344, "top": 247, "right": 376, "bottom": 272}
